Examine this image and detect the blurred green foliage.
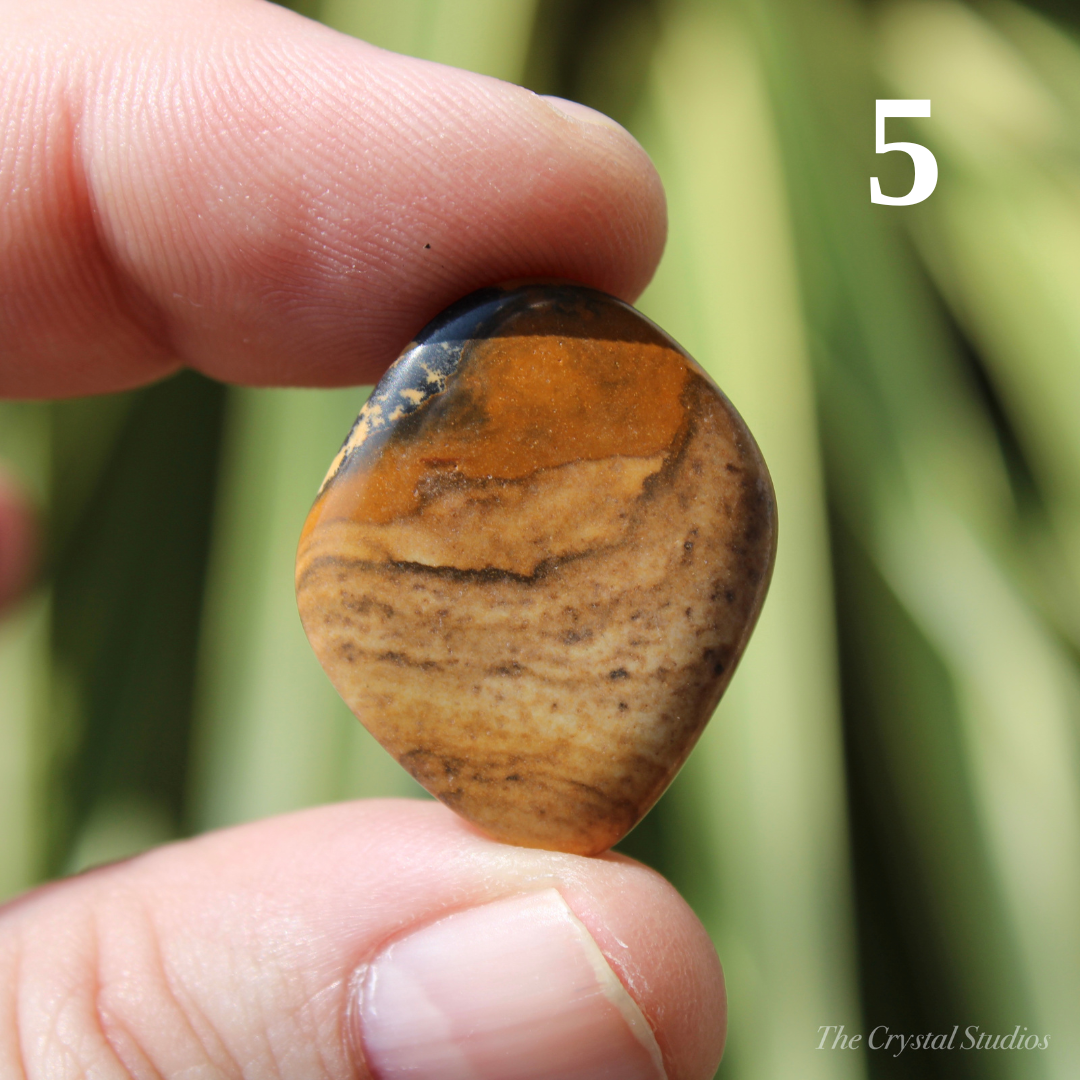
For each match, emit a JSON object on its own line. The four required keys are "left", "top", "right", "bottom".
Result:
{"left": 2, "top": 0, "right": 1080, "bottom": 1077}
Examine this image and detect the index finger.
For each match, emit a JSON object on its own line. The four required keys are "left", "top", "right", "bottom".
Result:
{"left": 0, "top": 0, "right": 666, "bottom": 398}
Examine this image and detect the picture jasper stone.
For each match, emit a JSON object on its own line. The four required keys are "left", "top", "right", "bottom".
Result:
{"left": 296, "top": 283, "right": 776, "bottom": 855}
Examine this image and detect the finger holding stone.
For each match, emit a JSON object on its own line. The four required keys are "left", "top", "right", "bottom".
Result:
{"left": 0, "top": 0, "right": 666, "bottom": 398}
{"left": 0, "top": 800, "right": 725, "bottom": 1080}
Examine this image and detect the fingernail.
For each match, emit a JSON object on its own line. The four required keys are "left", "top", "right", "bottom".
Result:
{"left": 355, "top": 888, "right": 666, "bottom": 1080}
{"left": 540, "top": 95, "right": 628, "bottom": 134}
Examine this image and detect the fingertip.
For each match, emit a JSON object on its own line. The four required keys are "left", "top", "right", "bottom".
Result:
{"left": 2, "top": 0, "right": 669, "bottom": 393}
{"left": 526, "top": 89, "right": 669, "bottom": 302}
{"left": 1, "top": 801, "right": 722, "bottom": 1080}
{"left": 160, "top": 33, "right": 670, "bottom": 386}
{"left": 226, "top": 802, "right": 725, "bottom": 1079}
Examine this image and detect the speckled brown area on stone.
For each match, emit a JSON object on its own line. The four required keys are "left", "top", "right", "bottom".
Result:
{"left": 296, "top": 284, "right": 776, "bottom": 855}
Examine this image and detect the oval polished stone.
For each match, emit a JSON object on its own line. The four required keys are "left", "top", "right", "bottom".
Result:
{"left": 296, "top": 283, "right": 776, "bottom": 855}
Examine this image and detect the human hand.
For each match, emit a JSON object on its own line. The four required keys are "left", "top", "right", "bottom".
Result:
{"left": 0, "top": 1, "right": 724, "bottom": 1076}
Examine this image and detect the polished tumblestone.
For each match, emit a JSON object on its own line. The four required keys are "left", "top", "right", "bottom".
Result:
{"left": 296, "top": 284, "right": 776, "bottom": 855}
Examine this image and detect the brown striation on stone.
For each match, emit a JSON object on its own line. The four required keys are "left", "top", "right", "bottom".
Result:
{"left": 296, "top": 284, "right": 776, "bottom": 855}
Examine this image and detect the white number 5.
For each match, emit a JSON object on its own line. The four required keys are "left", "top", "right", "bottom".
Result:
{"left": 871, "top": 100, "right": 938, "bottom": 206}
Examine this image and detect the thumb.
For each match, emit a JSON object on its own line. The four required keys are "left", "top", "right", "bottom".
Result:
{"left": 1, "top": 801, "right": 724, "bottom": 1079}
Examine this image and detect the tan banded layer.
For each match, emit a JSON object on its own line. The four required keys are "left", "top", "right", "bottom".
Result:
{"left": 297, "top": 358, "right": 775, "bottom": 855}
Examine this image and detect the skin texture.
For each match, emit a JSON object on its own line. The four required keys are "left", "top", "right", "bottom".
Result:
{"left": 0, "top": 1, "right": 730, "bottom": 1075}
{"left": 0, "top": 801, "right": 726, "bottom": 1080}
{"left": 0, "top": 0, "right": 664, "bottom": 397}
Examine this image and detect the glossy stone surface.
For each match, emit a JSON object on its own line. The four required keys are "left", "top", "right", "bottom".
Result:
{"left": 296, "top": 284, "right": 776, "bottom": 855}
